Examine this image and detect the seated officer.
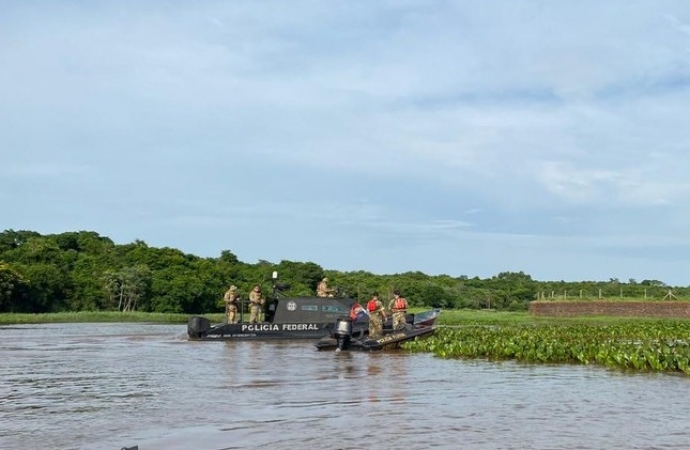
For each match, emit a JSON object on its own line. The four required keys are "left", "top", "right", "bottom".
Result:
{"left": 316, "top": 277, "right": 336, "bottom": 297}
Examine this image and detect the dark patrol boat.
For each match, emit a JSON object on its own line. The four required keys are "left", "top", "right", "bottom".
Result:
{"left": 188, "top": 272, "right": 359, "bottom": 341}
{"left": 187, "top": 295, "right": 356, "bottom": 341}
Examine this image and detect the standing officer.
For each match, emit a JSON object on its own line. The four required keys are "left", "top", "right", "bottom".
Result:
{"left": 223, "top": 285, "right": 239, "bottom": 323}
{"left": 248, "top": 285, "right": 265, "bottom": 323}
{"left": 366, "top": 292, "right": 387, "bottom": 339}
{"left": 388, "top": 290, "right": 409, "bottom": 330}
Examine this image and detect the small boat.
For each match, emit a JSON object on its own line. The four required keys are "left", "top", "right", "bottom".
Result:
{"left": 314, "top": 308, "right": 441, "bottom": 351}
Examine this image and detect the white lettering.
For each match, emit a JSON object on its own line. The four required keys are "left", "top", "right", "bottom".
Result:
{"left": 281, "top": 323, "right": 319, "bottom": 331}
{"left": 241, "top": 324, "right": 279, "bottom": 332}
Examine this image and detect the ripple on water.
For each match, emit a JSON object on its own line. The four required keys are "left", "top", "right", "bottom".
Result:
{"left": 2, "top": 324, "right": 690, "bottom": 450}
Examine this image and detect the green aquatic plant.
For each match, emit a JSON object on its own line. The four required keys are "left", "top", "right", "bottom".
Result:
{"left": 404, "top": 321, "right": 690, "bottom": 374}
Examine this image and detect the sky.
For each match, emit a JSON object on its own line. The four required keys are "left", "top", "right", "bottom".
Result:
{"left": 2, "top": 1, "right": 690, "bottom": 285}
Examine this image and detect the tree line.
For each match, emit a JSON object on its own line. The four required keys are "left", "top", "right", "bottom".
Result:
{"left": 0, "top": 229, "right": 687, "bottom": 314}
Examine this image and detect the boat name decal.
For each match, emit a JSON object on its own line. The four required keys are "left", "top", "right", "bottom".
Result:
{"left": 376, "top": 332, "right": 407, "bottom": 344}
{"left": 241, "top": 323, "right": 319, "bottom": 332}
{"left": 207, "top": 333, "right": 256, "bottom": 338}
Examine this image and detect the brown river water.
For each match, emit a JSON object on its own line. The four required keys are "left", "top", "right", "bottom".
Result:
{"left": 1, "top": 323, "right": 690, "bottom": 450}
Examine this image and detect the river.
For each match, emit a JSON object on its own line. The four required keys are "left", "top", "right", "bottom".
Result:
{"left": 1, "top": 323, "right": 689, "bottom": 450}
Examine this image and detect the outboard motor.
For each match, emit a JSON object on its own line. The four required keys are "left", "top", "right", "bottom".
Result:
{"left": 334, "top": 317, "right": 353, "bottom": 351}
{"left": 187, "top": 316, "right": 211, "bottom": 340}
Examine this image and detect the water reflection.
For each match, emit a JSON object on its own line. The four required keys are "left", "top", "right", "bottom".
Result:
{"left": 2, "top": 324, "right": 690, "bottom": 450}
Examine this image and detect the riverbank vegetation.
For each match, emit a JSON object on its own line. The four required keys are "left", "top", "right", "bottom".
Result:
{"left": 3, "top": 308, "right": 688, "bottom": 326}
{"left": 433, "top": 309, "right": 690, "bottom": 326}
{"left": 0, "top": 311, "right": 193, "bottom": 324}
{"left": 406, "top": 319, "right": 690, "bottom": 374}
{"left": 2, "top": 229, "right": 689, "bottom": 315}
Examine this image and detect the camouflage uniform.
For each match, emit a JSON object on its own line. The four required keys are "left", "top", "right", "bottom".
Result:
{"left": 389, "top": 291, "right": 409, "bottom": 330}
{"left": 316, "top": 278, "right": 334, "bottom": 297}
{"left": 224, "top": 285, "right": 239, "bottom": 323}
{"left": 367, "top": 295, "right": 386, "bottom": 339}
{"left": 249, "top": 286, "right": 264, "bottom": 323}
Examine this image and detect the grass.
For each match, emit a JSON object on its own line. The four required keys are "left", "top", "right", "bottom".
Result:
{"left": 3, "top": 308, "right": 690, "bottom": 326}
{"left": 0, "top": 311, "right": 206, "bottom": 325}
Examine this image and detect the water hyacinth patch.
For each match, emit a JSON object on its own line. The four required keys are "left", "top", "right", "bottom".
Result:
{"left": 403, "top": 322, "right": 690, "bottom": 374}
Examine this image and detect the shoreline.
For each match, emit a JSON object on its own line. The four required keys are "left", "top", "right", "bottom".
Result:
{"left": 3, "top": 309, "right": 690, "bottom": 326}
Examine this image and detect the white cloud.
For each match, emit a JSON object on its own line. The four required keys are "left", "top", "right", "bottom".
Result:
{"left": 4, "top": 1, "right": 690, "bottom": 284}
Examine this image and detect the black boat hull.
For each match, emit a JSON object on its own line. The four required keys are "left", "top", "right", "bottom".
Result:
{"left": 315, "top": 308, "right": 441, "bottom": 351}
{"left": 189, "top": 320, "right": 337, "bottom": 341}
{"left": 187, "top": 296, "right": 361, "bottom": 341}
{"left": 314, "top": 324, "right": 436, "bottom": 351}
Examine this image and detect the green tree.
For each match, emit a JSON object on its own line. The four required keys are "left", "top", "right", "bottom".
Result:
{"left": 103, "top": 265, "right": 152, "bottom": 311}
{"left": 0, "top": 261, "right": 30, "bottom": 312}
{"left": 17, "top": 263, "right": 70, "bottom": 312}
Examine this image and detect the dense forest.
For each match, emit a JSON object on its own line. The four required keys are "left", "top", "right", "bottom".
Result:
{"left": 0, "top": 229, "right": 687, "bottom": 314}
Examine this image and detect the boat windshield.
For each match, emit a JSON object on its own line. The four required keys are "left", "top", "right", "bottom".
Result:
{"left": 321, "top": 305, "right": 348, "bottom": 313}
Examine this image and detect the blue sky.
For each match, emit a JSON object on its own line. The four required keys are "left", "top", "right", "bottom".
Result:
{"left": 3, "top": 1, "right": 690, "bottom": 285}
